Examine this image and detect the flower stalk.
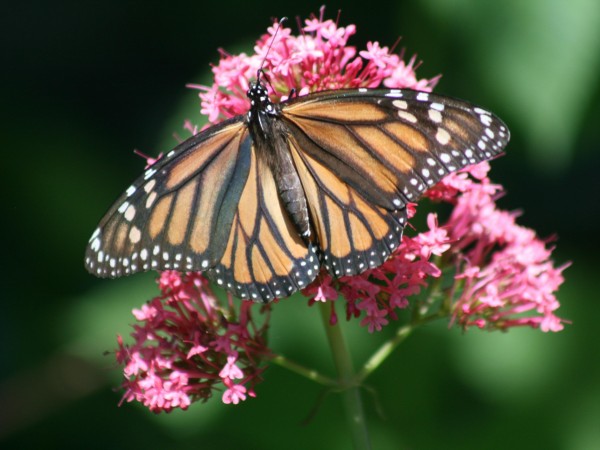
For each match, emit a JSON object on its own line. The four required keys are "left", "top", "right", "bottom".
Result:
{"left": 269, "top": 354, "right": 337, "bottom": 387}
{"left": 319, "top": 302, "right": 371, "bottom": 450}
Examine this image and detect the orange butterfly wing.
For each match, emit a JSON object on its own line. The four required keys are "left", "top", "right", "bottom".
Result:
{"left": 286, "top": 133, "right": 406, "bottom": 277}
{"left": 85, "top": 120, "right": 252, "bottom": 278}
{"left": 205, "top": 148, "right": 318, "bottom": 301}
{"left": 280, "top": 89, "right": 509, "bottom": 276}
{"left": 85, "top": 118, "right": 318, "bottom": 302}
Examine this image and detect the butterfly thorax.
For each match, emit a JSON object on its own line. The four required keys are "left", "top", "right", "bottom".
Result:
{"left": 246, "top": 81, "right": 311, "bottom": 238}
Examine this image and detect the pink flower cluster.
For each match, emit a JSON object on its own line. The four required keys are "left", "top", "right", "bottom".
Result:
{"left": 440, "top": 165, "right": 567, "bottom": 332}
{"left": 189, "top": 7, "right": 439, "bottom": 126}
{"left": 304, "top": 162, "right": 566, "bottom": 333}
{"left": 116, "top": 272, "right": 269, "bottom": 412}
{"left": 303, "top": 211, "right": 449, "bottom": 333}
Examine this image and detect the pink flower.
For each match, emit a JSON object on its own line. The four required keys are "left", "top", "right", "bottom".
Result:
{"left": 302, "top": 274, "right": 338, "bottom": 302}
{"left": 222, "top": 380, "right": 248, "bottom": 405}
{"left": 132, "top": 303, "right": 158, "bottom": 321}
{"left": 384, "top": 54, "right": 440, "bottom": 91}
{"left": 220, "top": 355, "right": 244, "bottom": 380}
{"left": 359, "top": 304, "right": 389, "bottom": 333}
{"left": 414, "top": 214, "right": 452, "bottom": 259}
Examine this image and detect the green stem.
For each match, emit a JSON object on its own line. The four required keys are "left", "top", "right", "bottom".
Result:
{"left": 357, "top": 273, "right": 449, "bottom": 382}
{"left": 269, "top": 354, "right": 337, "bottom": 386}
{"left": 318, "top": 302, "right": 371, "bottom": 450}
{"left": 356, "top": 312, "right": 441, "bottom": 383}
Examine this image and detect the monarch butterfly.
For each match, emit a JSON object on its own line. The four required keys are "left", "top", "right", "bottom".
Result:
{"left": 85, "top": 72, "right": 509, "bottom": 303}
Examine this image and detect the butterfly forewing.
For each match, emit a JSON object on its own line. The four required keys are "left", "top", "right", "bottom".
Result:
{"left": 282, "top": 88, "right": 509, "bottom": 204}
{"left": 85, "top": 120, "right": 250, "bottom": 278}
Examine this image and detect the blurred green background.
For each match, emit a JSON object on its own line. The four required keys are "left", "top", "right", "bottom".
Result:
{"left": 2, "top": 0, "right": 599, "bottom": 449}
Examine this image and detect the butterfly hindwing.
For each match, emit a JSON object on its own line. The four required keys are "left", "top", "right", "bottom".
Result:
{"left": 287, "top": 134, "right": 406, "bottom": 277}
{"left": 206, "top": 147, "right": 319, "bottom": 302}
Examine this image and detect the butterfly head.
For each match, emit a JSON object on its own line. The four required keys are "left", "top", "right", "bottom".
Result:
{"left": 247, "top": 79, "right": 276, "bottom": 115}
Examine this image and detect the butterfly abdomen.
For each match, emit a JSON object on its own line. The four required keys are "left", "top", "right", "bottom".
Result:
{"left": 271, "top": 141, "right": 311, "bottom": 238}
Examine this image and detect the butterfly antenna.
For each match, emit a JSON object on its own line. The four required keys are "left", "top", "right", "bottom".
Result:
{"left": 256, "top": 16, "right": 288, "bottom": 85}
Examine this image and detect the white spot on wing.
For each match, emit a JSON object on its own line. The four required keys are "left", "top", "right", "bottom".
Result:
{"left": 118, "top": 201, "right": 129, "bottom": 213}
{"left": 129, "top": 226, "right": 141, "bottom": 243}
{"left": 89, "top": 228, "right": 100, "bottom": 242}
{"left": 146, "top": 192, "right": 157, "bottom": 208}
{"left": 144, "top": 179, "right": 156, "bottom": 193}
{"left": 428, "top": 109, "right": 442, "bottom": 123}
{"left": 392, "top": 99, "right": 408, "bottom": 110}
{"left": 398, "top": 110, "right": 417, "bottom": 123}
{"left": 144, "top": 168, "right": 156, "bottom": 180}
{"left": 385, "top": 90, "right": 403, "bottom": 98}
{"left": 435, "top": 128, "right": 451, "bottom": 145}
{"left": 124, "top": 204, "right": 136, "bottom": 221}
